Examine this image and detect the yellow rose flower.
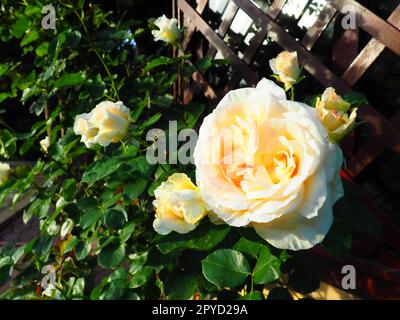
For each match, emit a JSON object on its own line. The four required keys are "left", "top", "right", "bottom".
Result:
{"left": 73, "top": 113, "right": 99, "bottom": 148}
{"left": 152, "top": 15, "right": 180, "bottom": 45}
{"left": 73, "top": 101, "right": 131, "bottom": 148}
{"left": 194, "top": 78, "right": 344, "bottom": 251}
{"left": 316, "top": 87, "right": 357, "bottom": 143}
{"left": 89, "top": 101, "right": 131, "bottom": 147}
{"left": 153, "top": 173, "right": 206, "bottom": 235}
{"left": 0, "top": 162, "right": 10, "bottom": 185}
{"left": 39, "top": 136, "right": 50, "bottom": 153}
{"left": 269, "top": 51, "right": 301, "bottom": 90}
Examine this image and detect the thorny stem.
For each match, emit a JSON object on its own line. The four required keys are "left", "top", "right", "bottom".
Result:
{"left": 71, "top": 7, "right": 121, "bottom": 101}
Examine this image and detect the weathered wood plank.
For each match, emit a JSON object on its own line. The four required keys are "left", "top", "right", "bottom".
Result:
{"left": 207, "top": 2, "right": 239, "bottom": 58}
{"left": 301, "top": 2, "right": 338, "bottom": 50}
{"left": 342, "top": 4, "right": 400, "bottom": 86}
{"left": 179, "top": 0, "right": 259, "bottom": 84}
{"left": 268, "top": 0, "right": 287, "bottom": 20}
{"left": 182, "top": 0, "right": 209, "bottom": 50}
{"left": 332, "top": 28, "right": 359, "bottom": 74}
{"left": 327, "top": 0, "right": 400, "bottom": 55}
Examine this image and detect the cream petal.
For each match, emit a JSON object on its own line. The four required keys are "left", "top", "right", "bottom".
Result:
{"left": 153, "top": 215, "right": 197, "bottom": 235}
{"left": 252, "top": 192, "right": 333, "bottom": 251}
{"left": 297, "top": 171, "right": 327, "bottom": 219}
{"left": 248, "top": 188, "right": 304, "bottom": 223}
{"left": 256, "top": 78, "right": 286, "bottom": 101}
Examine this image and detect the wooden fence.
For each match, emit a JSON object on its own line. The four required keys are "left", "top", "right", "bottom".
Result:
{"left": 174, "top": 0, "right": 400, "bottom": 299}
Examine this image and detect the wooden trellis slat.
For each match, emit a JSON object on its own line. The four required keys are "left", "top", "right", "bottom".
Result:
{"left": 230, "top": 0, "right": 348, "bottom": 91}
{"left": 326, "top": 0, "right": 400, "bottom": 56}
{"left": 301, "top": 2, "right": 337, "bottom": 50}
{"left": 182, "top": 0, "right": 208, "bottom": 50}
{"left": 178, "top": 0, "right": 258, "bottom": 84}
{"left": 207, "top": 1, "right": 239, "bottom": 58}
{"left": 342, "top": 4, "right": 400, "bottom": 87}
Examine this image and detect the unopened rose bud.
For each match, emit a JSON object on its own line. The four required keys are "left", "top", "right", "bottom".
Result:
{"left": 269, "top": 51, "right": 301, "bottom": 90}
{"left": 316, "top": 87, "right": 357, "bottom": 142}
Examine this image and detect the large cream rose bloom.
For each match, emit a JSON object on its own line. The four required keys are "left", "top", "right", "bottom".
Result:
{"left": 193, "top": 79, "right": 344, "bottom": 250}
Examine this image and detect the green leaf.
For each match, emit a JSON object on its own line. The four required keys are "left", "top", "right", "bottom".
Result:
{"left": 141, "top": 113, "right": 161, "bottom": 128}
{"left": 129, "top": 252, "right": 148, "bottom": 275}
{"left": 165, "top": 272, "right": 198, "bottom": 300}
{"left": 19, "top": 137, "right": 35, "bottom": 155}
{"left": 343, "top": 91, "right": 369, "bottom": 106}
{"left": 129, "top": 266, "right": 153, "bottom": 288}
{"left": 144, "top": 56, "right": 171, "bottom": 72}
{"left": 0, "top": 130, "right": 16, "bottom": 158}
{"left": 152, "top": 95, "right": 173, "bottom": 109}
{"left": 61, "top": 179, "right": 77, "bottom": 202}
{"left": 195, "top": 57, "right": 213, "bottom": 71}
{"left": 12, "top": 17, "right": 29, "bottom": 38}
{"left": 202, "top": 249, "right": 250, "bottom": 288}
{"left": 102, "top": 193, "right": 123, "bottom": 209}
{"left": 21, "top": 30, "right": 40, "bottom": 46}
{"left": 65, "top": 29, "right": 81, "bottom": 48}
{"left": 77, "top": 197, "right": 97, "bottom": 211}
{"left": 98, "top": 242, "right": 126, "bottom": 269}
{"left": 35, "top": 42, "right": 49, "bottom": 57}
{"left": 238, "top": 291, "right": 264, "bottom": 300}
{"left": 0, "top": 93, "right": 10, "bottom": 103}
{"left": 124, "top": 178, "right": 147, "bottom": 200}
{"left": 81, "top": 156, "right": 123, "bottom": 184}
{"left": 303, "top": 94, "right": 319, "bottom": 108}
{"left": 183, "top": 103, "right": 205, "bottom": 129}
{"left": 72, "top": 277, "right": 85, "bottom": 297}
{"left": 86, "top": 80, "right": 105, "bottom": 98}
{"left": 75, "top": 241, "right": 91, "bottom": 261}
{"left": 253, "top": 246, "right": 281, "bottom": 284}
{"left": 322, "top": 219, "right": 352, "bottom": 259}
{"left": 55, "top": 73, "right": 85, "bottom": 88}
{"left": 29, "top": 96, "right": 47, "bottom": 115}
{"left": 126, "top": 156, "right": 153, "bottom": 178}
{"left": 33, "top": 235, "right": 53, "bottom": 260}
{"left": 79, "top": 208, "right": 102, "bottom": 230}
{"left": 63, "top": 236, "right": 79, "bottom": 253}
{"left": 334, "top": 180, "right": 382, "bottom": 239}
{"left": 103, "top": 208, "right": 127, "bottom": 230}
{"left": 120, "top": 221, "right": 136, "bottom": 243}
{"left": 0, "top": 262, "right": 12, "bottom": 287}
{"left": 23, "top": 197, "right": 51, "bottom": 223}
{"left": 233, "top": 238, "right": 261, "bottom": 259}
{"left": 157, "top": 223, "right": 230, "bottom": 254}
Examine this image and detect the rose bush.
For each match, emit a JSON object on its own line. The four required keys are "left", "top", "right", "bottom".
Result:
{"left": 0, "top": 1, "right": 381, "bottom": 301}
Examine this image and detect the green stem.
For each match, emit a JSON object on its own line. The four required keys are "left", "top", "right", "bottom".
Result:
{"left": 120, "top": 140, "right": 127, "bottom": 156}
{"left": 290, "top": 86, "right": 295, "bottom": 101}
{"left": 71, "top": 7, "right": 121, "bottom": 101}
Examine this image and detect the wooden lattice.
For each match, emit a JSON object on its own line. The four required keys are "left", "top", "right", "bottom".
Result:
{"left": 175, "top": 0, "right": 400, "bottom": 299}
